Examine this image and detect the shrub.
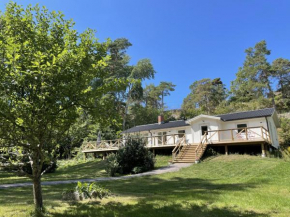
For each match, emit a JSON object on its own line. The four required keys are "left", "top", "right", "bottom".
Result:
{"left": 280, "top": 118, "right": 290, "bottom": 145}
{"left": 104, "top": 153, "right": 119, "bottom": 177}
{"left": 105, "top": 138, "right": 155, "bottom": 176}
{"left": 62, "top": 182, "right": 110, "bottom": 201}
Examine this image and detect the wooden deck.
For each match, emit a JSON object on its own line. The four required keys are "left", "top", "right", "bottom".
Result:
{"left": 82, "top": 126, "right": 272, "bottom": 162}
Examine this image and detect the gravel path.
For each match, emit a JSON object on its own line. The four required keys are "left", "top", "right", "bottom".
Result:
{"left": 0, "top": 163, "right": 192, "bottom": 189}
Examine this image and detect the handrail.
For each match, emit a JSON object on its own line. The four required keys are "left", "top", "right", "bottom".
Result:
{"left": 83, "top": 126, "right": 272, "bottom": 152}
{"left": 195, "top": 134, "right": 208, "bottom": 161}
{"left": 207, "top": 126, "right": 268, "bottom": 133}
{"left": 172, "top": 135, "right": 186, "bottom": 162}
{"left": 205, "top": 127, "right": 271, "bottom": 144}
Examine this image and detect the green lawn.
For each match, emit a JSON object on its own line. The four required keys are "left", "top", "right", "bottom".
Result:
{"left": 1, "top": 155, "right": 290, "bottom": 216}
{"left": 0, "top": 155, "right": 171, "bottom": 185}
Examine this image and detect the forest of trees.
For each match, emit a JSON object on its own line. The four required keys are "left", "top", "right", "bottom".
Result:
{"left": 61, "top": 40, "right": 290, "bottom": 156}
{"left": 0, "top": 3, "right": 289, "bottom": 211}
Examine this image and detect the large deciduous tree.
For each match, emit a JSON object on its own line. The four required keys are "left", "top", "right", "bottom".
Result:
{"left": 0, "top": 3, "right": 126, "bottom": 211}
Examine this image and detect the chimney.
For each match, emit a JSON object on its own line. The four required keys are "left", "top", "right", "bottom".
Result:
{"left": 158, "top": 115, "right": 164, "bottom": 124}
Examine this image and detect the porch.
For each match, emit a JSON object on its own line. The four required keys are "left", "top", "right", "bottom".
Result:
{"left": 82, "top": 126, "right": 271, "bottom": 154}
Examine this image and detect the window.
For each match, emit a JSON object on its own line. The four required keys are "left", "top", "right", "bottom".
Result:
{"left": 237, "top": 124, "right": 247, "bottom": 133}
{"left": 178, "top": 130, "right": 185, "bottom": 138}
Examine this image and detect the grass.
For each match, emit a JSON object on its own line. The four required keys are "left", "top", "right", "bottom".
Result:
{"left": 0, "top": 155, "right": 171, "bottom": 185}
{"left": 0, "top": 155, "right": 290, "bottom": 216}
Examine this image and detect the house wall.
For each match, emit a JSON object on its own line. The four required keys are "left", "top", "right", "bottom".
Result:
{"left": 266, "top": 116, "right": 279, "bottom": 148}
{"left": 190, "top": 118, "right": 220, "bottom": 143}
{"left": 125, "top": 116, "right": 279, "bottom": 147}
{"left": 148, "top": 126, "right": 192, "bottom": 145}
{"left": 218, "top": 118, "right": 268, "bottom": 142}
{"left": 126, "top": 126, "right": 192, "bottom": 146}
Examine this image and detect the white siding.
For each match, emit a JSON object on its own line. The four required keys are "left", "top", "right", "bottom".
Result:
{"left": 124, "top": 116, "right": 279, "bottom": 147}
{"left": 218, "top": 118, "right": 268, "bottom": 142}
{"left": 267, "top": 116, "right": 279, "bottom": 148}
{"left": 148, "top": 126, "right": 192, "bottom": 146}
{"left": 190, "top": 118, "right": 220, "bottom": 143}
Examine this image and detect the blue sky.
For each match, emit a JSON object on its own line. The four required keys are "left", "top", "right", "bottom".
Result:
{"left": 1, "top": 0, "right": 290, "bottom": 109}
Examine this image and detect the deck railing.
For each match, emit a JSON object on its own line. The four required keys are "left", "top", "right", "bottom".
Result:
{"left": 205, "top": 126, "right": 271, "bottom": 144}
{"left": 82, "top": 133, "right": 186, "bottom": 152}
{"left": 82, "top": 127, "right": 271, "bottom": 152}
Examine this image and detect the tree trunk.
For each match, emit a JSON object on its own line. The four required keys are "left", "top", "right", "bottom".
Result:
{"left": 123, "top": 85, "right": 132, "bottom": 131}
{"left": 33, "top": 176, "right": 43, "bottom": 210}
{"left": 161, "top": 92, "right": 164, "bottom": 112}
{"left": 30, "top": 150, "right": 44, "bottom": 211}
{"left": 266, "top": 78, "right": 276, "bottom": 109}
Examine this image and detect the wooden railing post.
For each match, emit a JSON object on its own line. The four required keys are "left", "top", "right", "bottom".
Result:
{"left": 245, "top": 128, "right": 248, "bottom": 140}
{"left": 218, "top": 131, "right": 220, "bottom": 142}
{"left": 261, "top": 127, "right": 264, "bottom": 140}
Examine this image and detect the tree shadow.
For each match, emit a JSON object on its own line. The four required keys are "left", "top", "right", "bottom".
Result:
{"left": 51, "top": 200, "right": 269, "bottom": 217}
{"left": 47, "top": 175, "right": 269, "bottom": 216}
{"left": 0, "top": 173, "right": 272, "bottom": 216}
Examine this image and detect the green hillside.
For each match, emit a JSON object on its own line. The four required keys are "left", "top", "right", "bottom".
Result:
{"left": 1, "top": 155, "right": 290, "bottom": 216}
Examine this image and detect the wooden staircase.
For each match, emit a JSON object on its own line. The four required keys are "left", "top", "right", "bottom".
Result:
{"left": 172, "top": 134, "right": 208, "bottom": 163}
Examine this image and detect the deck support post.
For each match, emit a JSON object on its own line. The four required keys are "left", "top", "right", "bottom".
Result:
{"left": 84, "top": 153, "right": 87, "bottom": 161}
{"left": 153, "top": 149, "right": 155, "bottom": 156}
{"left": 225, "top": 145, "right": 228, "bottom": 155}
{"left": 102, "top": 153, "right": 106, "bottom": 160}
{"left": 93, "top": 153, "right": 97, "bottom": 159}
{"left": 261, "top": 143, "right": 266, "bottom": 158}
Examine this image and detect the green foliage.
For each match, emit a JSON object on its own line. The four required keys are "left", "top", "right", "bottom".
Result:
{"left": 104, "top": 153, "right": 120, "bottom": 177}
{"left": 62, "top": 182, "right": 110, "bottom": 201}
{"left": 182, "top": 78, "right": 227, "bottom": 116}
{"left": 0, "top": 2, "right": 127, "bottom": 209}
{"left": 21, "top": 158, "right": 57, "bottom": 175}
{"left": 272, "top": 58, "right": 290, "bottom": 112}
{"left": 230, "top": 40, "right": 272, "bottom": 102}
{"left": 128, "top": 104, "right": 160, "bottom": 127}
{"left": 279, "top": 118, "right": 290, "bottom": 144}
{"left": 2, "top": 155, "right": 290, "bottom": 216}
{"left": 105, "top": 139, "right": 155, "bottom": 176}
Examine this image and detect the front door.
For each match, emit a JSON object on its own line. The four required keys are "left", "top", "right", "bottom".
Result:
{"left": 201, "top": 126, "right": 208, "bottom": 138}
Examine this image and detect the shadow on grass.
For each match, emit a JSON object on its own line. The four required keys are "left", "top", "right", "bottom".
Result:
{"left": 0, "top": 175, "right": 270, "bottom": 216}
{"left": 52, "top": 201, "right": 268, "bottom": 217}
{"left": 43, "top": 160, "right": 107, "bottom": 181}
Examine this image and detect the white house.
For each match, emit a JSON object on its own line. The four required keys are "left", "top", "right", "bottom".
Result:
{"left": 83, "top": 108, "right": 280, "bottom": 163}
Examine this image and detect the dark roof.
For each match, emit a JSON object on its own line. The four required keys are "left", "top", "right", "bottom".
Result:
{"left": 122, "top": 120, "right": 189, "bottom": 134}
{"left": 216, "top": 108, "right": 275, "bottom": 121}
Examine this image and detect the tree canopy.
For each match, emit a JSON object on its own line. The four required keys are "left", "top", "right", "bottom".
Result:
{"left": 0, "top": 2, "right": 127, "bottom": 210}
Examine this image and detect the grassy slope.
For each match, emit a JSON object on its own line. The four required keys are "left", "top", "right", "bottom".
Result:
{"left": 0, "top": 155, "right": 171, "bottom": 184}
{"left": 0, "top": 155, "right": 290, "bottom": 217}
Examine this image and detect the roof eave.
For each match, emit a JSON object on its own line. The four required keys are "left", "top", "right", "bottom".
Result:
{"left": 186, "top": 115, "right": 221, "bottom": 124}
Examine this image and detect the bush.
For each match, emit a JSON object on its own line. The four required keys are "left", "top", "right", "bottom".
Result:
{"left": 105, "top": 153, "right": 120, "bottom": 177}
{"left": 62, "top": 182, "right": 110, "bottom": 201}
{"left": 105, "top": 138, "right": 155, "bottom": 176}
{"left": 280, "top": 118, "right": 290, "bottom": 145}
